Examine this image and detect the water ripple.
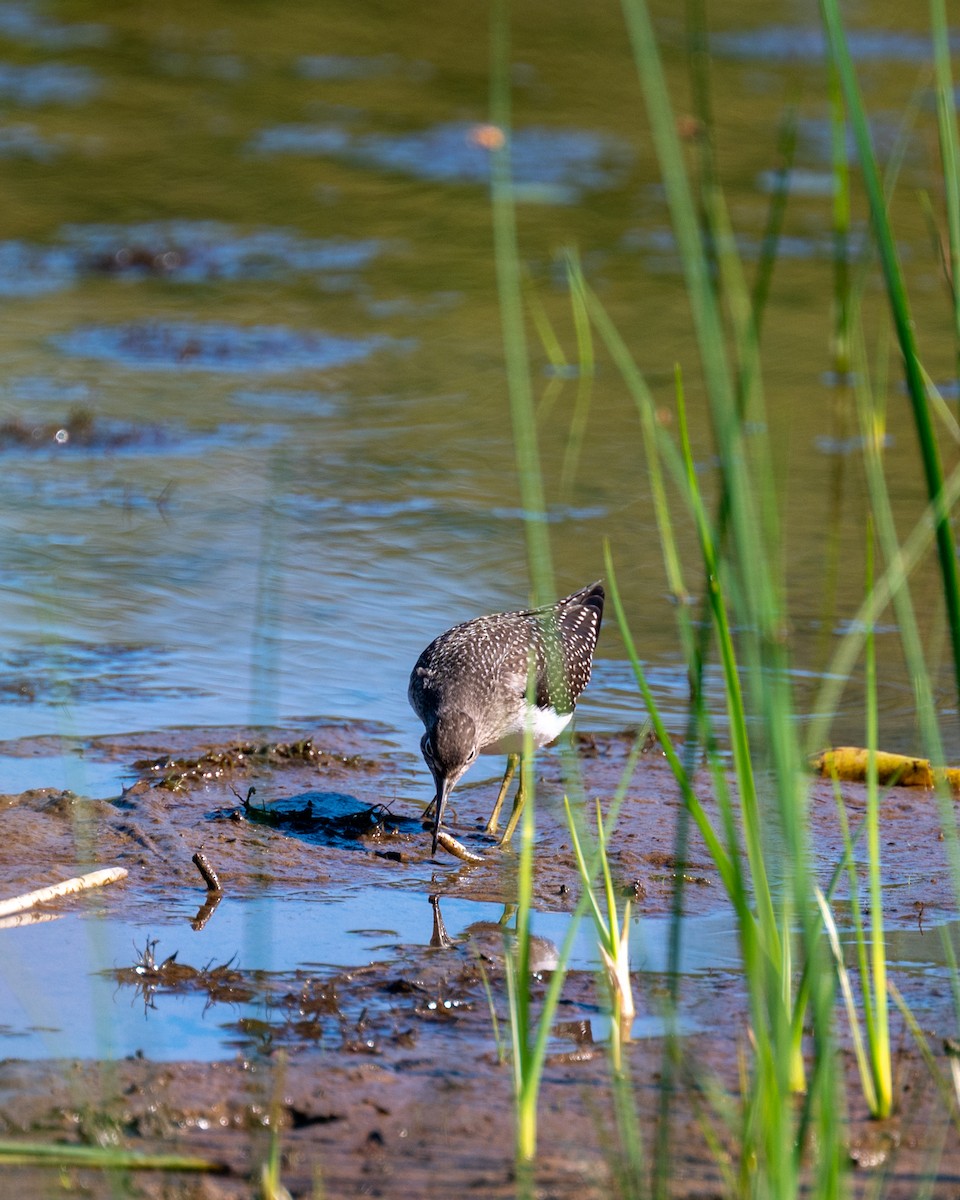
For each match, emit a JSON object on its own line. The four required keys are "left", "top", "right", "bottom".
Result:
{"left": 712, "top": 26, "right": 960, "bottom": 63}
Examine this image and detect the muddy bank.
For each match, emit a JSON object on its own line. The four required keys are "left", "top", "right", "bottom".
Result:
{"left": 0, "top": 724, "right": 959, "bottom": 1196}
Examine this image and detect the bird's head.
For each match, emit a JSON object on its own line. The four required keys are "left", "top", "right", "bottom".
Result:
{"left": 421, "top": 709, "right": 479, "bottom": 854}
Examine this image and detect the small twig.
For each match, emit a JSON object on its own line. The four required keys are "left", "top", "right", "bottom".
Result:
{"left": 192, "top": 851, "right": 222, "bottom": 893}
{"left": 0, "top": 867, "right": 127, "bottom": 918}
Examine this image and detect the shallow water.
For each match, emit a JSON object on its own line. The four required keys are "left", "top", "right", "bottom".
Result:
{"left": 0, "top": 0, "right": 955, "bottom": 767}
{"left": 0, "top": 892, "right": 742, "bottom": 1060}
{"left": 0, "top": 879, "right": 951, "bottom": 1062}
{"left": 1, "top": 0, "right": 960, "bottom": 1085}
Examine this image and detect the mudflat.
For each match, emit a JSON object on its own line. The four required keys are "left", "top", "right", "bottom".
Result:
{"left": 0, "top": 725, "right": 957, "bottom": 1196}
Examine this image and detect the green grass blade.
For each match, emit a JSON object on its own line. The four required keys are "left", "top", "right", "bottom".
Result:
{"left": 820, "top": 0, "right": 960, "bottom": 708}
{"left": 750, "top": 106, "right": 798, "bottom": 342}
{"left": 0, "top": 1141, "right": 223, "bottom": 1172}
{"left": 603, "top": 543, "right": 738, "bottom": 897}
{"left": 674, "top": 381, "right": 778, "bottom": 955}
{"left": 489, "top": 0, "right": 553, "bottom": 603}
{"left": 522, "top": 270, "right": 568, "bottom": 377}
{"left": 563, "top": 795, "right": 611, "bottom": 938}
{"left": 930, "top": 0, "right": 960, "bottom": 362}
{"left": 814, "top": 887, "right": 879, "bottom": 1116}
{"left": 863, "top": 529, "right": 892, "bottom": 1114}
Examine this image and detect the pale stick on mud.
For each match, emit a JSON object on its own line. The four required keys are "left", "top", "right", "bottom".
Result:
{"left": 0, "top": 867, "right": 128, "bottom": 918}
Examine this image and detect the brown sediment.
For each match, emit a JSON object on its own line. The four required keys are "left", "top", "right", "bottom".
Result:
{"left": 0, "top": 724, "right": 958, "bottom": 1196}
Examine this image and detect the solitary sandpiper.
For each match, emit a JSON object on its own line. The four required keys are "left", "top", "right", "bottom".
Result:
{"left": 408, "top": 581, "right": 604, "bottom": 858}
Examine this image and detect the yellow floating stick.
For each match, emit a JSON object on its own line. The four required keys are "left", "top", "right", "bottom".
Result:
{"left": 813, "top": 747, "right": 960, "bottom": 791}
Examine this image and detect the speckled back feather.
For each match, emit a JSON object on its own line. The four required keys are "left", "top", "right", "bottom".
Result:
{"left": 408, "top": 582, "right": 604, "bottom": 750}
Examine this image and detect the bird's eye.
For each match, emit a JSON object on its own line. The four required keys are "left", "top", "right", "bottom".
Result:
{"left": 422, "top": 736, "right": 435, "bottom": 762}
{"left": 466, "top": 747, "right": 478, "bottom": 763}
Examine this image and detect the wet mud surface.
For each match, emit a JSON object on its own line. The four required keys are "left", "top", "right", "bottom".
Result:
{"left": 1, "top": 724, "right": 960, "bottom": 1196}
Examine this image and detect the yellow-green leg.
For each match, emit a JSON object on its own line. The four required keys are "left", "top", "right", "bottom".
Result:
{"left": 484, "top": 752, "right": 519, "bottom": 836}
{"left": 498, "top": 758, "right": 527, "bottom": 847}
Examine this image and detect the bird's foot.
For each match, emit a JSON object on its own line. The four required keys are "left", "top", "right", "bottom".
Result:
{"left": 484, "top": 752, "right": 520, "bottom": 836}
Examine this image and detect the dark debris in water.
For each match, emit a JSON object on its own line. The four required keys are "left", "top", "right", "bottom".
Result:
{"left": 52, "top": 320, "right": 399, "bottom": 374}
{"left": 114, "top": 937, "right": 253, "bottom": 1010}
{"left": 0, "top": 222, "right": 389, "bottom": 297}
{"left": 63, "top": 221, "right": 386, "bottom": 282}
{"left": 222, "top": 790, "right": 409, "bottom": 850}
{"left": 107, "top": 929, "right": 500, "bottom": 1056}
{"left": 0, "top": 405, "right": 167, "bottom": 453}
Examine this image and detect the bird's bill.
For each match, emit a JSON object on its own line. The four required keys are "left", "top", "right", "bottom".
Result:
{"left": 430, "top": 775, "right": 455, "bottom": 856}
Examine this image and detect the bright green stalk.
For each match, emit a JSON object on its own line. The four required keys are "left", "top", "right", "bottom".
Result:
{"left": 603, "top": 546, "right": 739, "bottom": 899}
{"left": 865, "top": 603, "right": 893, "bottom": 1116}
{"left": 260, "top": 1054, "right": 294, "bottom": 1200}
{"left": 750, "top": 107, "right": 797, "bottom": 340}
{"left": 606, "top": 545, "right": 807, "bottom": 1143}
{"left": 673, "top": 385, "right": 777, "bottom": 955}
{"left": 489, "top": 0, "right": 553, "bottom": 604}
{"left": 676, "top": 376, "right": 805, "bottom": 1107}
{"left": 564, "top": 797, "right": 635, "bottom": 1073}
{"left": 930, "top": 0, "right": 960, "bottom": 365}
{"left": 862, "top": 355, "right": 960, "bottom": 928}
{"left": 831, "top": 530, "right": 891, "bottom": 1117}
{"left": 820, "top": 0, "right": 960, "bottom": 713}
{"left": 489, "top": 0, "right": 561, "bottom": 1169}
{"left": 620, "top": 0, "right": 810, "bottom": 908}
{"left": 580, "top": 275, "right": 748, "bottom": 1057}
{"left": 0, "top": 1142, "right": 221, "bottom": 1171}
{"left": 814, "top": 887, "right": 879, "bottom": 1114}
{"left": 506, "top": 717, "right": 643, "bottom": 1165}
{"left": 508, "top": 715, "right": 538, "bottom": 1165}
{"left": 619, "top": 5, "right": 831, "bottom": 1187}
{"left": 676, "top": 379, "right": 808, "bottom": 1111}
{"left": 619, "top": 0, "right": 781, "bottom": 651}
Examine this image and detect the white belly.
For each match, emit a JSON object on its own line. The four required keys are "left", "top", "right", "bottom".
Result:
{"left": 479, "top": 704, "right": 572, "bottom": 756}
